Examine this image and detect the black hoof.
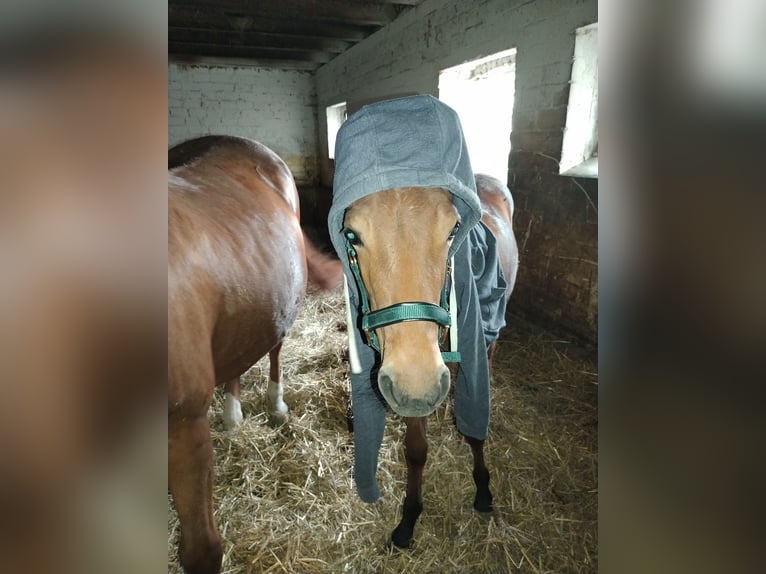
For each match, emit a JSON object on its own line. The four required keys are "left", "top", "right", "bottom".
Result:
{"left": 473, "top": 491, "right": 494, "bottom": 513}
{"left": 390, "top": 525, "right": 414, "bottom": 549}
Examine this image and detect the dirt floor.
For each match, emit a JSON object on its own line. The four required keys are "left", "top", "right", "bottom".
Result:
{"left": 168, "top": 289, "right": 598, "bottom": 573}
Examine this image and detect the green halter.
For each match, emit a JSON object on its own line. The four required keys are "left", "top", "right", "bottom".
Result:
{"left": 343, "top": 230, "right": 461, "bottom": 363}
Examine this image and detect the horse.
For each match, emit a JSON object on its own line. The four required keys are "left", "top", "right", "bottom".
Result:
{"left": 341, "top": 176, "right": 518, "bottom": 547}
{"left": 327, "top": 95, "right": 518, "bottom": 549}
{"left": 168, "top": 135, "right": 341, "bottom": 574}
{"left": 475, "top": 173, "right": 520, "bottom": 373}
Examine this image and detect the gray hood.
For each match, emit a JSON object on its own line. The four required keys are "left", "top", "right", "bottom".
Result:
{"left": 327, "top": 95, "right": 481, "bottom": 268}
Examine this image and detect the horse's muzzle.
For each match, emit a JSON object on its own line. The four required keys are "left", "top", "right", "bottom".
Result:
{"left": 377, "top": 364, "right": 450, "bottom": 417}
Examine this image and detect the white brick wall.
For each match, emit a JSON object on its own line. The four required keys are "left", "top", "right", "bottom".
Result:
{"left": 169, "top": 64, "right": 318, "bottom": 184}
{"left": 315, "top": 0, "right": 597, "bottom": 184}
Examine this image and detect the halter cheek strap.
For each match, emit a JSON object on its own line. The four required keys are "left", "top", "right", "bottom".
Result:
{"left": 344, "top": 232, "right": 460, "bottom": 364}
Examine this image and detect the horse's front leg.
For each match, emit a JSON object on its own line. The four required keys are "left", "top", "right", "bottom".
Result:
{"left": 464, "top": 434, "right": 493, "bottom": 512}
{"left": 391, "top": 416, "right": 427, "bottom": 548}
{"left": 169, "top": 410, "right": 223, "bottom": 574}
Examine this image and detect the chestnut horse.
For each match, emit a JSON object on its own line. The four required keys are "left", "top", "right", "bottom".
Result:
{"left": 168, "top": 135, "right": 340, "bottom": 574}
{"left": 475, "top": 173, "right": 519, "bottom": 371}
{"left": 341, "top": 174, "right": 518, "bottom": 548}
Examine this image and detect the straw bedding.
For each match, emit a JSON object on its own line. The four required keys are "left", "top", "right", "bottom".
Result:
{"left": 168, "top": 289, "right": 597, "bottom": 573}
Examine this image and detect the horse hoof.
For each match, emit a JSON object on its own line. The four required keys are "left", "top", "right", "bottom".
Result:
{"left": 223, "top": 417, "right": 241, "bottom": 431}
{"left": 268, "top": 410, "right": 289, "bottom": 426}
{"left": 179, "top": 536, "right": 223, "bottom": 574}
{"left": 473, "top": 496, "right": 494, "bottom": 514}
{"left": 390, "top": 527, "right": 414, "bottom": 549}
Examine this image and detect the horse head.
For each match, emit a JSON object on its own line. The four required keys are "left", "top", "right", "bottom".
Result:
{"left": 344, "top": 186, "right": 460, "bottom": 417}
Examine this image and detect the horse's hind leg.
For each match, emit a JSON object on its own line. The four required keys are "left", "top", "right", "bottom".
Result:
{"left": 267, "top": 343, "right": 289, "bottom": 425}
{"left": 169, "top": 409, "right": 222, "bottom": 574}
{"left": 465, "top": 434, "right": 493, "bottom": 513}
{"left": 223, "top": 378, "right": 243, "bottom": 430}
{"left": 391, "top": 416, "right": 428, "bottom": 548}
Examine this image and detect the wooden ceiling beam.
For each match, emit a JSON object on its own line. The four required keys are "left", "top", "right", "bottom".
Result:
{"left": 168, "top": 27, "right": 352, "bottom": 54}
{"left": 167, "top": 0, "right": 425, "bottom": 68}
{"left": 169, "top": 53, "right": 320, "bottom": 70}
{"left": 168, "top": 42, "right": 334, "bottom": 64}
{"left": 363, "top": 0, "right": 423, "bottom": 5}
{"left": 168, "top": 0, "right": 402, "bottom": 27}
{"left": 169, "top": 9, "right": 378, "bottom": 41}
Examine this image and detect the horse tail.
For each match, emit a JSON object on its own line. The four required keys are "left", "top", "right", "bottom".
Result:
{"left": 303, "top": 231, "right": 343, "bottom": 292}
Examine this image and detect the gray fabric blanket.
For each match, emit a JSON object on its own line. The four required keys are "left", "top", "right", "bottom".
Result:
{"left": 327, "top": 95, "right": 507, "bottom": 502}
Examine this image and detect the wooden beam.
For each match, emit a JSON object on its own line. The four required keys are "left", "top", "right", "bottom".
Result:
{"left": 168, "top": 42, "right": 334, "bottom": 64}
{"left": 168, "top": 27, "right": 352, "bottom": 54}
{"left": 362, "top": 0, "right": 423, "bottom": 5}
{"left": 169, "top": 53, "right": 320, "bottom": 70}
{"left": 168, "top": 8, "right": 378, "bottom": 41}
{"left": 168, "top": 0, "right": 401, "bottom": 26}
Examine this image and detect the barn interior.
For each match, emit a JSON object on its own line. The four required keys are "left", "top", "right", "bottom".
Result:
{"left": 168, "top": 1, "right": 598, "bottom": 572}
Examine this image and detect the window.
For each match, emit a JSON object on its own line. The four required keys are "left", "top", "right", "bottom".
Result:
{"left": 438, "top": 48, "right": 517, "bottom": 183}
{"left": 326, "top": 102, "right": 347, "bottom": 159}
{"left": 560, "top": 22, "right": 598, "bottom": 178}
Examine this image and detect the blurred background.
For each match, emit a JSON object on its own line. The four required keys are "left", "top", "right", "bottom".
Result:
{"left": 0, "top": 1, "right": 166, "bottom": 573}
{"left": 600, "top": 0, "right": 766, "bottom": 572}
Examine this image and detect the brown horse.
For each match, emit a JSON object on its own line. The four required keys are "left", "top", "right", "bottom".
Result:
{"left": 341, "top": 174, "right": 518, "bottom": 548}
{"left": 475, "top": 173, "right": 520, "bottom": 372}
{"left": 168, "top": 135, "right": 341, "bottom": 574}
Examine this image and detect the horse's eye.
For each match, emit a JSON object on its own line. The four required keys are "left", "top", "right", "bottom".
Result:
{"left": 448, "top": 222, "right": 461, "bottom": 241}
{"left": 344, "top": 229, "right": 363, "bottom": 246}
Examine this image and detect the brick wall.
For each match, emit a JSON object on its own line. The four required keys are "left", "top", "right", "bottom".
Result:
{"left": 315, "top": 0, "right": 598, "bottom": 342}
{"left": 168, "top": 63, "right": 319, "bottom": 184}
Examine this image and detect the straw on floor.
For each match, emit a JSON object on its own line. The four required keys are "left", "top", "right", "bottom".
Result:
{"left": 168, "top": 289, "right": 597, "bottom": 573}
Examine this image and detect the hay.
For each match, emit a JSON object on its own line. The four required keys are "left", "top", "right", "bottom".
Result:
{"left": 168, "top": 291, "right": 597, "bottom": 573}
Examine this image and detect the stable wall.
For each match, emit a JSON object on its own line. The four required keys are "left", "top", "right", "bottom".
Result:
{"left": 315, "top": 0, "right": 598, "bottom": 343}
{"left": 168, "top": 63, "right": 319, "bottom": 184}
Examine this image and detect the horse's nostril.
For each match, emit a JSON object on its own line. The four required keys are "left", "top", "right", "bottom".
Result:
{"left": 379, "top": 370, "right": 409, "bottom": 407}
{"left": 440, "top": 367, "right": 450, "bottom": 394}
{"left": 391, "top": 384, "right": 408, "bottom": 406}
{"left": 379, "top": 371, "right": 392, "bottom": 391}
{"left": 426, "top": 366, "right": 451, "bottom": 408}
{"left": 379, "top": 371, "right": 403, "bottom": 403}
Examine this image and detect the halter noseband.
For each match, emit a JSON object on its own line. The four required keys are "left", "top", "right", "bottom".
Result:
{"left": 343, "top": 230, "right": 460, "bottom": 363}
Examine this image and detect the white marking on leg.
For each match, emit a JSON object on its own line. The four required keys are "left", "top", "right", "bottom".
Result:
{"left": 223, "top": 392, "right": 243, "bottom": 430}
{"left": 267, "top": 376, "right": 288, "bottom": 424}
